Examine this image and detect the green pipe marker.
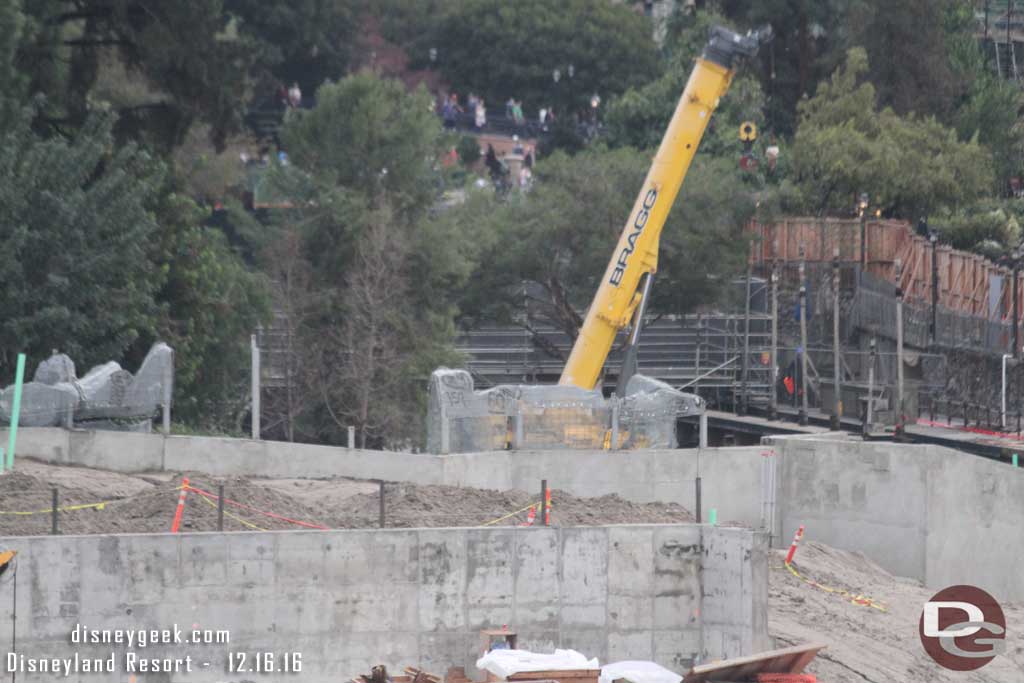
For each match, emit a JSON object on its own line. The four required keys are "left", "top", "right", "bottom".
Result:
{"left": 1014, "top": 453, "right": 1019, "bottom": 468}
{"left": 708, "top": 508, "right": 718, "bottom": 526}
{"left": 7, "top": 353, "right": 25, "bottom": 471}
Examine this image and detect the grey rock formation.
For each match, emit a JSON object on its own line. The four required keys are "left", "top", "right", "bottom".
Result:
{"left": 427, "top": 366, "right": 703, "bottom": 453}
{"left": 33, "top": 353, "right": 75, "bottom": 385}
{"left": 0, "top": 343, "right": 173, "bottom": 430}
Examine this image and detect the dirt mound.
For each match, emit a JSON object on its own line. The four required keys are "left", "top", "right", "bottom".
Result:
{"left": 0, "top": 461, "right": 694, "bottom": 536}
{"left": 770, "top": 541, "right": 1024, "bottom": 683}
{"left": 332, "top": 484, "right": 694, "bottom": 529}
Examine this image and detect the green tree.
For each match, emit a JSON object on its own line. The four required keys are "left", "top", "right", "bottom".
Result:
{"left": 453, "top": 146, "right": 754, "bottom": 353}
{"left": 711, "top": 0, "right": 856, "bottom": 136}
{"left": 224, "top": 0, "right": 360, "bottom": 96}
{"left": 13, "top": 0, "right": 363, "bottom": 152}
{"left": 0, "top": 102, "right": 162, "bottom": 378}
{"left": 410, "top": 0, "right": 660, "bottom": 118}
{"left": 605, "top": 9, "right": 766, "bottom": 155}
{"left": 280, "top": 73, "right": 444, "bottom": 211}
{"left": 16, "top": 0, "right": 256, "bottom": 151}
{"left": 945, "top": 1, "right": 1024, "bottom": 191}
{"left": 847, "top": 0, "right": 965, "bottom": 120}
{"left": 789, "top": 48, "right": 993, "bottom": 219}
{"left": 266, "top": 73, "right": 476, "bottom": 447}
{"left": 141, "top": 193, "right": 271, "bottom": 431}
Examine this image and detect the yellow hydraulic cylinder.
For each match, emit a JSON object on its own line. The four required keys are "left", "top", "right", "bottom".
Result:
{"left": 559, "top": 26, "right": 768, "bottom": 390}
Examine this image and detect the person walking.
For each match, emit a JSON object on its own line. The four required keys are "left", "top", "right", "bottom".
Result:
{"left": 288, "top": 82, "right": 302, "bottom": 108}
{"left": 475, "top": 99, "right": 487, "bottom": 128}
{"left": 512, "top": 99, "right": 524, "bottom": 126}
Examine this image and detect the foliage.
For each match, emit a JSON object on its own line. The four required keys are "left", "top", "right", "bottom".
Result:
{"left": 788, "top": 49, "right": 993, "bottom": 220}
{"left": 0, "top": 102, "right": 162, "bottom": 379}
{"left": 16, "top": 0, "right": 256, "bottom": 151}
{"left": 267, "top": 73, "right": 475, "bottom": 447}
{"left": 457, "top": 135, "right": 481, "bottom": 167}
{"left": 451, "top": 146, "right": 754, "bottom": 351}
{"left": 712, "top": 0, "right": 856, "bottom": 136}
{"left": 224, "top": 0, "right": 360, "bottom": 96}
{"left": 280, "top": 74, "right": 444, "bottom": 212}
{"left": 142, "top": 193, "right": 271, "bottom": 430}
{"left": 945, "top": 2, "right": 1024, "bottom": 191}
{"left": 604, "top": 9, "right": 766, "bottom": 157}
{"left": 171, "top": 124, "right": 251, "bottom": 207}
{"left": 405, "top": 0, "right": 660, "bottom": 118}
{"left": 931, "top": 206, "right": 1019, "bottom": 255}
{"left": 13, "top": 0, "right": 362, "bottom": 152}
{"left": 847, "top": 0, "right": 965, "bottom": 120}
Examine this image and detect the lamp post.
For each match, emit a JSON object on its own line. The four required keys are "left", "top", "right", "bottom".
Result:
{"left": 831, "top": 247, "right": 841, "bottom": 430}
{"left": 930, "top": 228, "right": 938, "bottom": 343}
{"left": 895, "top": 258, "right": 906, "bottom": 440}
{"left": 798, "top": 245, "right": 808, "bottom": 426}
{"left": 1014, "top": 242, "right": 1022, "bottom": 360}
{"left": 857, "top": 192, "right": 869, "bottom": 268}
{"left": 769, "top": 259, "right": 779, "bottom": 421}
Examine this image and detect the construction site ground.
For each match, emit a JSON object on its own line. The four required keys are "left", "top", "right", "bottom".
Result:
{"left": 0, "top": 459, "right": 695, "bottom": 535}
{"left": 1, "top": 459, "right": 1021, "bottom": 683}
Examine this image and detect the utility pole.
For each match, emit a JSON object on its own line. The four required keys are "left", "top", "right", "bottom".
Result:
{"left": 798, "top": 245, "right": 808, "bottom": 426}
{"left": 895, "top": 259, "right": 906, "bottom": 440}
{"left": 739, "top": 260, "right": 752, "bottom": 415}
{"left": 864, "top": 337, "right": 876, "bottom": 439}
{"left": 251, "top": 333, "right": 261, "bottom": 440}
{"left": 929, "top": 227, "right": 938, "bottom": 344}
{"left": 769, "top": 259, "right": 779, "bottom": 421}
{"left": 695, "top": 314, "right": 703, "bottom": 396}
{"left": 1013, "top": 246, "right": 1021, "bottom": 360}
{"left": 858, "top": 193, "right": 869, "bottom": 268}
{"left": 831, "top": 248, "right": 841, "bottom": 430}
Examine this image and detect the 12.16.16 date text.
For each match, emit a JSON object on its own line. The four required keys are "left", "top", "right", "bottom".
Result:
{"left": 228, "top": 652, "right": 302, "bottom": 674}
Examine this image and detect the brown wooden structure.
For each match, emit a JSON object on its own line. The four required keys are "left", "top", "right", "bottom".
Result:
{"left": 748, "top": 218, "right": 1024, "bottom": 322}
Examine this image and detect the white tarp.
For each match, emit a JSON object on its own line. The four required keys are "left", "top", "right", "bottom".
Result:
{"left": 599, "top": 661, "right": 682, "bottom": 683}
{"left": 476, "top": 649, "right": 599, "bottom": 679}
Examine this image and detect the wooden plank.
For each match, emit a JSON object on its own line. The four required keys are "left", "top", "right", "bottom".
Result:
{"left": 507, "top": 671, "right": 598, "bottom": 680}
{"left": 682, "top": 643, "right": 827, "bottom": 683}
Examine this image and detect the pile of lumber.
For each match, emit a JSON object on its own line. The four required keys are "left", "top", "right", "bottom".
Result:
{"left": 353, "top": 666, "right": 442, "bottom": 683}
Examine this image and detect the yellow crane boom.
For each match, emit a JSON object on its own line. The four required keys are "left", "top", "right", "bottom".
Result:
{"left": 559, "top": 25, "right": 770, "bottom": 391}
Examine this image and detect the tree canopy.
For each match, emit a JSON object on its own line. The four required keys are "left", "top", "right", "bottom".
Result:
{"left": 262, "top": 73, "right": 475, "bottom": 446}
{"left": 401, "top": 0, "right": 661, "bottom": 117}
{"left": 0, "top": 102, "right": 161, "bottom": 377}
{"left": 787, "top": 48, "right": 993, "bottom": 219}
{"left": 449, "top": 146, "right": 755, "bottom": 350}
{"left": 281, "top": 74, "right": 444, "bottom": 210}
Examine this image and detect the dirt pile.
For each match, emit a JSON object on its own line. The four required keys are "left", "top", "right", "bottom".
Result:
{"left": 0, "top": 460, "right": 693, "bottom": 536}
{"left": 333, "top": 484, "right": 694, "bottom": 528}
{"left": 770, "top": 541, "right": 1024, "bottom": 683}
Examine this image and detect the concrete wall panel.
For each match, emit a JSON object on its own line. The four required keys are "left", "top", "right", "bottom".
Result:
{"left": 0, "top": 525, "right": 765, "bottom": 682}
{"left": 924, "top": 444, "right": 1024, "bottom": 600}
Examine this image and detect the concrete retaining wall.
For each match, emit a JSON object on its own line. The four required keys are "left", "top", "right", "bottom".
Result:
{"left": 768, "top": 436, "right": 1024, "bottom": 602}
{"left": 0, "top": 525, "right": 768, "bottom": 682}
{"left": 10, "top": 428, "right": 1024, "bottom": 602}
{"left": 2, "top": 428, "right": 766, "bottom": 522}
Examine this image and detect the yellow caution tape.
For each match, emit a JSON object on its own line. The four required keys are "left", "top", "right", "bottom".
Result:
{"left": 0, "top": 500, "right": 111, "bottom": 516}
{"left": 194, "top": 491, "right": 267, "bottom": 532}
{"left": 482, "top": 500, "right": 545, "bottom": 527}
{"left": 0, "top": 485, "right": 184, "bottom": 516}
{"left": 784, "top": 561, "right": 887, "bottom": 612}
